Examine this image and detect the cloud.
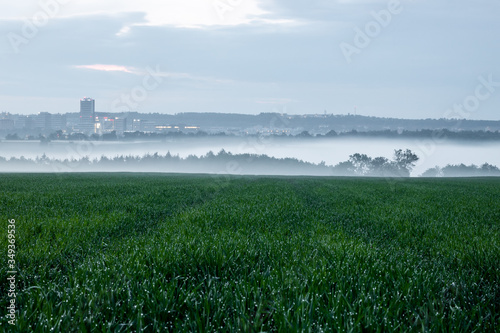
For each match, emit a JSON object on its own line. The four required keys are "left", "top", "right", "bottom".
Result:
{"left": 74, "top": 63, "right": 235, "bottom": 85}
{"left": 75, "top": 64, "right": 137, "bottom": 74}
{"left": 0, "top": 0, "right": 284, "bottom": 28}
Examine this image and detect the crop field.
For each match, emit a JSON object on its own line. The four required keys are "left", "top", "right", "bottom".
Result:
{"left": 0, "top": 174, "right": 499, "bottom": 332}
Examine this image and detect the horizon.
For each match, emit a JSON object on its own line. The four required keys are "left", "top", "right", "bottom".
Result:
{"left": 3, "top": 101, "right": 500, "bottom": 123}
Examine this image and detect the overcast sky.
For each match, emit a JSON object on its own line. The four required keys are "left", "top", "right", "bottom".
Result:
{"left": 1, "top": 0, "right": 499, "bottom": 119}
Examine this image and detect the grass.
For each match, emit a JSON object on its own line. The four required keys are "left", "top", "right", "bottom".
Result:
{"left": 0, "top": 173, "right": 499, "bottom": 332}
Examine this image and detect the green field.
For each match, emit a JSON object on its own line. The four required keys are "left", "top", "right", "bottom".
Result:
{"left": 1, "top": 174, "right": 499, "bottom": 332}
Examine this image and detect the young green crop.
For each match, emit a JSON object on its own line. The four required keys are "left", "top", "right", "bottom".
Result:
{"left": 0, "top": 174, "right": 498, "bottom": 332}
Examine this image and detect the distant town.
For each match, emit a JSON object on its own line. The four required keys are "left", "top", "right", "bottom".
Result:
{"left": 1, "top": 97, "right": 500, "bottom": 140}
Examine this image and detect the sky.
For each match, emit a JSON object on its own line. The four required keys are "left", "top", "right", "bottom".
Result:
{"left": 0, "top": 0, "right": 499, "bottom": 119}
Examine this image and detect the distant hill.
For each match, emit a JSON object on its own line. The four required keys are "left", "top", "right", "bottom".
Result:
{"left": 88, "top": 112, "right": 500, "bottom": 133}
{"left": 3, "top": 111, "right": 500, "bottom": 139}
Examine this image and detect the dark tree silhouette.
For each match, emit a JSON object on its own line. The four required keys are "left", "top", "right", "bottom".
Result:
{"left": 349, "top": 153, "right": 372, "bottom": 175}
{"left": 5, "top": 133, "right": 21, "bottom": 140}
{"left": 421, "top": 166, "right": 442, "bottom": 177}
{"left": 393, "top": 149, "right": 419, "bottom": 177}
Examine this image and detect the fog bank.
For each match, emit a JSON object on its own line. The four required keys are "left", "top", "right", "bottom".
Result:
{"left": 1, "top": 137, "right": 499, "bottom": 176}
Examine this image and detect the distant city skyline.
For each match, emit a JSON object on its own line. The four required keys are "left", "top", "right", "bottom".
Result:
{"left": 2, "top": 95, "right": 500, "bottom": 139}
{"left": 1, "top": 1, "right": 499, "bottom": 120}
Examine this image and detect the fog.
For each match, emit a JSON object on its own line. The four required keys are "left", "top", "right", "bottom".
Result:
{"left": 1, "top": 137, "right": 499, "bottom": 176}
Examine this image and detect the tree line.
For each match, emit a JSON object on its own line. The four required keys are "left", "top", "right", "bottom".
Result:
{"left": 4, "top": 128, "right": 500, "bottom": 142}
{"left": 0, "top": 149, "right": 498, "bottom": 177}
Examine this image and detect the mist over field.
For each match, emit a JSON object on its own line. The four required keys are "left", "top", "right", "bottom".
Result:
{"left": 1, "top": 137, "right": 499, "bottom": 176}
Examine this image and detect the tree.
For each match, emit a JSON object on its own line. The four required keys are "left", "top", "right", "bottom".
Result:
{"left": 49, "top": 130, "right": 64, "bottom": 140}
{"left": 442, "top": 164, "right": 477, "bottom": 177}
{"left": 297, "top": 130, "right": 312, "bottom": 138}
{"left": 69, "top": 132, "right": 88, "bottom": 141}
{"left": 332, "top": 161, "right": 355, "bottom": 176}
{"left": 421, "top": 166, "right": 442, "bottom": 177}
{"left": 480, "top": 163, "right": 500, "bottom": 175}
{"left": 369, "top": 156, "right": 393, "bottom": 176}
{"left": 39, "top": 135, "right": 50, "bottom": 145}
{"left": 102, "top": 131, "right": 117, "bottom": 141}
{"left": 349, "top": 153, "right": 372, "bottom": 176}
{"left": 5, "top": 133, "right": 21, "bottom": 140}
{"left": 393, "top": 149, "right": 419, "bottom": 177}
{"left": 324, "top": 130, "right": 337, "bottom": 137}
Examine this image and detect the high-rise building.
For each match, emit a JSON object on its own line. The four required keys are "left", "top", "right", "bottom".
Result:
{"left": 52, "top": 114, "right": 67, "bottom": 131}
{"left": 36, "top": 112, "right": 52, "bottom": 131}
{"left": 80, "top": 97, "right": 95, "bottom": 134}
